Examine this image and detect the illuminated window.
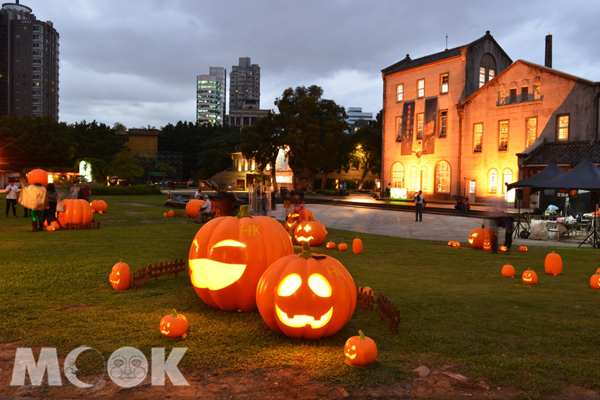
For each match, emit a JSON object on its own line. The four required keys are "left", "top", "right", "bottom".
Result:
{"left": 395, "top": 116, "right": 403, "bottom": 142}
{"left": 498, "top": 89, "right": 506, "bottom": 105}
{"left": 473, "top": 123, "right": 483, "bottom": 152}
{"left": 391, "top": 162, "right": 404, "bottom": 188}
{"left": 411, "top": 166, "right": 418, "bottom": 192}
{"left": 417, "top": 79, "right": 424, "bottom": 98}
{"left": 434, "top": 161, "right": 450, "bottom": 193}
{"left": 526, "top": 117, "right": 537, "bottom": 147}
{"left": 479, "top": 53, "right": 497, "bottom": 88}
{"left": 533, "top": 84, "right": 541, "bottom": 100}
{"left": 416, "top": 113, "right": 424, "bottom": 139}
{"left": 420, "top": 167, "right": 428, "bottom": 192}
{"left": 439, "top": 110, "right": 447, "bottom": 137}
{"left": 502, "top": 169, "right": 512, "bottom": 194}
{"left": 440, "top": 73, "right": 449, "bottom": 94}
{"left": 479, "top": 67, "right": 486, "bottom": 88}
{"left": 499, "top": 120, "right": 508, "bottom": 150}
{"left": 488, "top": 169, "right": 498, "bottom": 194}
{"left": 396, "top": 84, "right": 403, "bottom": 102}
{"left": 557, "top": 115, "right": 569, "bottom": 141}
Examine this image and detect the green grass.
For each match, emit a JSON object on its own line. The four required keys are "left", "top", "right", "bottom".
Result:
{"left": 1, "top": 194, "right": 599, "bottom": 398}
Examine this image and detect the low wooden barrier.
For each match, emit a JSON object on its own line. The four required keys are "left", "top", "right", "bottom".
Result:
{"left": 64, "top": 222, "right": 101, "bottom": 230}
{"left": 376, "top": 293, "right": 401, "bottom": 334}
{"left": 357, "top": 286, "right": 374, "bottom": 314}
{"left": 131, "top": 259, "right": 187, "bottom": 290}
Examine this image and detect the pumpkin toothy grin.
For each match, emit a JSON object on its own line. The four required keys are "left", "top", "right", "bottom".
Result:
{"left": 294, "top": 236, "right": 314, "bottom": 242}
{"left": 275, "top": 304, "right": 333, "bottom": 328}
{"left": 189, "top": 259, "right": 247, "bottom": 290}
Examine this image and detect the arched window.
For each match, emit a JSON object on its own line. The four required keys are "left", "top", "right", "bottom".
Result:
{"left": 479, "top": 53, "right": 497, "bottom": 88}
{"left": 488, "top": 169, "right": 498, "bottom": 194}
{"left": 420, "top": 167, "right": 428, "bottom": 192}
{"left": 391, "top": 162, "right": 405, "bottom": 188}
{"left": 435, "top": 161, "right": 451, "bottom": 193}
{"left": 411, "top": 166, "right": 418, "bottom": 192}
{"left": 502, "top": 169, "right": 512, "bottom": 194}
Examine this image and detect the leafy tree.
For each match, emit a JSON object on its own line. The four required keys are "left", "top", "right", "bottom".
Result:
{"left": 71, "top": 120, "right": 126, "bottom": 164}
{"left": 156, "top": 162, "right": 176, "bottom": 180}
{"left": 110, "top": 150, "right": 144, "bottom": 182}
{"left": 196, "top": 125, "right": 243, "bottom": 179}
{"left": 113, "top": 122, "right": 127, "bottom": 131}
{"left": 349, "top": 110, "right": 383, "bottom": 189}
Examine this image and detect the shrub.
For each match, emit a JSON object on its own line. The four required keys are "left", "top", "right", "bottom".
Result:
{"left": 90, "top": 184, "right": 162, "bottom": 196}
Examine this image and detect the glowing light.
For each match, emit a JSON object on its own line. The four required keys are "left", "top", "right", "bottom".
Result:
{"left": 308, "top": 274, "right": 332, "bottom": 297}
{"left": 213, "top": 240, "right": 246, "bottom": 249}
{"left": 189, "top": 259, "right": 247, "bottom": 290}
{"left": 277, "top": 274, "right": 301, "bottom": 296}
{"left": 275, "top": 305, "right": 333, "bottom": 328}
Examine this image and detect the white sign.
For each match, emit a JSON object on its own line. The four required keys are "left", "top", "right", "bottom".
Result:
{"left": 79, "top": 160, "right": 92, "bottom": 182}
{"left": 390, "top": 187, "right": 407, "bottom": 200}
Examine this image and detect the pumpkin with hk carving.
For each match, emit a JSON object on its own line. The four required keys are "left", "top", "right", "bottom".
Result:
{"left": 501, "top": 264, "right": 515, "bottom": 278}
{"left": 159, "top": 310, "right": 188, "bottom": 339}
{"left": 188, "top": 205, "right": 293, "bottom": 312}
{"left": 344, "top": 330, "right": 377, "bottom": 367}
{"left": 285, "top": 208, "right": 315, "bottom": 233}
{"left": 293, "top": 218, "right": 327, "bottom": 246}
{"left": 522, "top": 270, "right": 538, "bottom": 284}
{"left": 256, "top": 242, "right": 357, "bottom": 339}
{"left": 91, "top": 200, "right": 107, "bottom": 214}
{"left": 185, "top": 199, "right": 205, "bottom": 218}
{"left": 352, "top": 238, "right": 363, "bottom": 254}
{"left": 544, "top": 251, "right": 562, "bottom": 275}
{"left": 57, "top": 199, "right": 94, "bottom": 226}
{"left": 326, "top": 242, "right": 336, "bottom": 249}
{"left": 590, "top": 271, "right": 600, "bottom": 289}
{"left": 27, "top": 169, "right": 48, "bottom": 186}
{"left": 109, "top": 261, "right": 131, "bottom": 290}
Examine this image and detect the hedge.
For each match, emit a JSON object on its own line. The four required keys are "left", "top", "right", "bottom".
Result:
{"left": 90, "top": 185, "right": 162, "bottom": 196}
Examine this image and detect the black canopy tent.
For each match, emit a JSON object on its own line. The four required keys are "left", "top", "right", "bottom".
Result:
{"left": 530, "top": 158, "right": 600, "bottom": 192}
{"left": 506, "top": 161, "right": 565, "bottom": 191}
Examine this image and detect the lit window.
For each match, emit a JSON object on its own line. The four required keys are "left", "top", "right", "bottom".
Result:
{"left": 396, "top": 84, "right": 403, "bottom": 102}
{"left": 416, "top": 113, "right": 424, "bottom": 139}
{"left": 502, "top": 169, "right": 512, "bottom": 194}
{"left": 557, "top": 115, "right": 569, "bottom": 141}
{"left": 526, "top": 117, "right": 537, "bottom": 147}
{"left": 395, "top": 116, "right": 403, "bottom": 142}
{"left": 417, "top": 79, "right": 424, "bottom": 98}
{"left": 391, "top": 162, "right": 404, "bottom": 187}
{"left": 439, "top": 110, "right": 447, "bottom": 137}
{"left": 435, "top": 161, "right": 450, "bottom": 193}
{"left": 440, "top": 74, "right": 449, "bottom": 94}
{"left": 420, "top": 167, "right": 428, "bottom": 192}
{"left": 474, "top": 123, "right": 483, "bottom": 152}
{"left": 411, "top": 166, "right": 418, "bottom": 192}
{"left": 498, "top": 89, "right": 506, "bottom": 105}
{"left": 533, "top": 84, "right": 541, "bottom": 100}
{"left": 488, "top": 170, "right": 498, "bottom": 194}
{"left": 479, "top": 67, "right": 486, "bottom": 88}
{"left": 499, "top": 120, "right": 508, "bottom": 150}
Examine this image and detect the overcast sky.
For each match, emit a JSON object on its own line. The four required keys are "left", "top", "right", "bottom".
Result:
{"left": 23, "top": 0, "right": 600, "bottom": 129}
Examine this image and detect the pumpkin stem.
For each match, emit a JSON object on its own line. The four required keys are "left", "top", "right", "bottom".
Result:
{"left": 359, "top": 330, "right": 366, "bottom": 340}
{"left": 300, "top": 241, "right": 312, "bottom": 259}
{"left": 237, "top": 205, "right": 252, "bottom": 218}
{"left": 172, "top": 309, "right": 178, "bottom": 317}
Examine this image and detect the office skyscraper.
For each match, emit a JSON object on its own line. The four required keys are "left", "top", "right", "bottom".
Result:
{"left": 196, "top": 67, "right": 226, "bottom": 125}
{"left": 0, "top": 1, "right": 60, "bottom": 121}
{"left": 229, "top": 57, "right": 260, "bottom": 111}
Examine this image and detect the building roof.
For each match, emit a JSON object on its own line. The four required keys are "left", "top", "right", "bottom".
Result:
{"left": 522, "top": 140, "right": 600, "bottom": 166}
{"left": 382, "top": 31, "right": 511, "bottom": 76}
{"left": 125, "top": 129, "right": 161, "bottom": 136}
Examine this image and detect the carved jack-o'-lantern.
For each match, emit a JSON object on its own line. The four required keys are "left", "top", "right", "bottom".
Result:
{"left": 185, "top": 199, "right": 205, "bottom": 218}
{"left": 293, "top": 218, "right": 327, "bottom": 246}
{"left": 109, "top": 261, "right": 131, "bottom": 290}
{"left": 544, "top": 251, "right": 562, "bottom": 275}
{"left": 285, "top": 209, "right": 315, "bottom": 233}
{"left": 447, "top": 241, "right": 455, "bottom": 246}
{"left": 453, "top": 241, "right": 460, "bottom": 248}
{"left": 522, "top": 270, "right": 538, "bottom": 284}
{"left": 499, "top": 245, "right": 508, "bottom": 252}
{"left": 256, "top": 242, "right": 357, "bottom": 339}
{"left": 344, "top": 330, "right": 377, "bottom": 367}
{"left": 159, "top": 310, "right": 188, "bottom": 338}
{"left": 57, "top": 199, "right": 94, "bottom": 226}
{"left": 501, "top": 264, "right": 515, "bottom": 277}
{"left": 590, "top": 271, "right": 600, "bottom": 289}
{"left": 326, "top": 242, "right": 336, "bottom": 249}
{"left": 468, "top": 226, "right": 485, "bottom": 248}
{"left": 188, "top": 205, "right": 293, "bottom": 312}
{"left": 483, "top": 238, "right": 493, "bottom": 251}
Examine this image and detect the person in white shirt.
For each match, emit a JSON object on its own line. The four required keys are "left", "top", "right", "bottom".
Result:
{"left": 413, "top": 190, "right": 425, "bottom": 222}
{"left": 4, "top": 181, "right": 19, "bottom": 217}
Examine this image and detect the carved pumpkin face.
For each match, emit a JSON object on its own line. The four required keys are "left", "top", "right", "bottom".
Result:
{"left": 326, "top": 242, "right": 336, "bottom": 249}
{"left": 501, "top": 264, "right": 515, "bottom": 277}
{"left": 159, "top": 310, "right": 188, "bottom": 338}
{"left": 499, "top": 245, "right": 508, "bottom": 252}
{"left": 285, "top": 209, "right": 315, "bottom": 232}
{"left": 110, "top": 262, "right": 131, "bottom": 290}
{"left": 256, "top": 243, "right": 357, "bottom": 339}
{"left": 483, "top": 238, "right": 493, "bottom": 251}
{"left": 522, "top": 270, "right": 538, "bottom": 284}
{"left": 453, "top": 241, "right": 460, "bottom": 248}
{"left": 188, "top": 205, "right": 293, "bottom": 312}
{"left": 590, "top": 272, "right": 600, "bottom": 289}
{"left": 293, "top": 218, "right": 327, "bottom": 246}
{"left": 447, "top": 241, "right": 454, "bottom": 246}
{"left": 544, "top": 251, "right": 562, "bottom": 275}
{"left": 344, "top": 330, "right": 377, "bottom": 367}
{"left": 468, "top": 227, "right": 484, "bottom": 248}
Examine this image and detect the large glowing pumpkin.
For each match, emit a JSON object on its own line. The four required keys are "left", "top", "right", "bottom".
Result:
{"left": 188, "top": 205, "right": 293, "bottom": 312}
{"left": 185, "top": 199, "right": 205, "bottom": 218}
{"left": 256, "top": 242, "right": 357, "bottom": 339}
{"left": 293, "top": 218, "right": 327, "bottom": 246}
{"left": 91, "top": 199, "right": 108, "bottom": 214}
{"left": 57, "top": 199, "right": 94, "bottom": 226}
{"left": 468, "top": 226, "right": 485, "bottom": 248}
{"left": 109, "top": 261, "right": 131, "bottom": 290}
{"left": 344, "top": 330, "right": 377, "bottom": 367}
{"left": 590, "top": 271, "right": 600, "bottom": 289}
{"left": 544, "top": 251, "right": 562, "bottom": 275}
{"left": 27, "top": 169, "right": 48, "bottom": 186}
{"left": 285, "top": 208, "right": 315, "bottom": 233}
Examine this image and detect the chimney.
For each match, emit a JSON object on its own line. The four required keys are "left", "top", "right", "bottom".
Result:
{"left": 545, "top": 34, "right": 552, "bottom": 68}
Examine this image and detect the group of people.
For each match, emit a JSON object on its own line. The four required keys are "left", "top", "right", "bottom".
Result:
{"left": 454, "top": 197, "right": 471, "bottom": 212}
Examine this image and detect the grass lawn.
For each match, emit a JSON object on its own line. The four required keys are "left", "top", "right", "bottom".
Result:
{"left": 1, "top": 194, "right": 599, "bottom": 398}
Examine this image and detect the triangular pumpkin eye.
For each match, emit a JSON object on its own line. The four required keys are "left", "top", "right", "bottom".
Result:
{"left": 308, "top": 274, "right": 331, "bottom": 297}
{"left": 278, "top": 274, "right": 301, "bottom": 296}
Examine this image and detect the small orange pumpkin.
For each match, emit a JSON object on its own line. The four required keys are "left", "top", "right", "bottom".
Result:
{"left": 163, "top": 213, "right": 168, "bottom": 217}
{"left": 159, "top": 309, "right": 188, "bottom": 339}
{"left": 109, "top": 261, "right": 131, "bottom": 290}
{"left": 50, "top": 221, "right": 60, "bottom": 230}
{"left": 453, "top": 241, "right": 460, "bottom": 248}
{"left": 46, "top": 225, "right": 55, "bottom": 232}
{"left": 344, "top": 330, "right": 377, "bottom": 367}
{"left": 544, "top": 251, "right": 562, "bottom": 275}
{"left": 352, "top": 238, "right": 363, "bottom": 254}
{"left": 285, "top": 208, "right": 315, "bottom": 233}
{"left": 185, "top": 199, "right": 205, "bottom": 218}
{"left": 326, "top": 242, "right": 336, "bottom": 249}
{"left": 499, "top": 245, "right": 508, "bottom": 252}
{"left": 91, "top": 199, "right": 108, "bottom": 214}
{"left": 501, "top": 264, "right": 515, "bottom": 277}
{"left": 168, "top": 210, "right": 175, "bottom": 217}
{"left": 483, "top": 238, "right": 493, "bottom": 251}
{"left": 447, "top": 241, "right": 455, "bottom": 246}
{"left": 522, "top": 270, "right": 537, "bottom": 284}
{"left": 293, "top": 218, "right": 327, "bottom": 246}
{"left": 590, "top": 271, "right": 600, "bottom": 289}
{"left": 519, "top": 246, "right": 528, "bottom": 252}
{"left": 359, "top": 285, "right": 373, "bottom": 296}
{"left": 338, "top": 243, "right": 348, "bottom": 251}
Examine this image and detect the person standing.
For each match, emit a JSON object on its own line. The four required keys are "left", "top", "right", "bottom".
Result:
{"left": 69, "top": 182, "right": 79, "bottom": 199}
{"left": 78, "top": 181, "right": 91, "bottom": 201}
{"left": 18, "top": 179, "right": 48, "bottom": 232}
{"left": 4, "top": 181, "right": 19, "bottom": 217}
{"left": 44, "top": 183, "right": 59, "bottom": 224}
{"left": 260, "top": 192, "right": 268, "bottom": 216}
{"left": 413, "top": 190, "right": 425, "bottom": 222}
{"left": 385, "top": 183, "right": 391, "bottom": 202}
{"left": 193, "top": 188, "right": 202, "bottom": 199}
{"left": 342, "top": 182, "right": 347, "bottom": 197}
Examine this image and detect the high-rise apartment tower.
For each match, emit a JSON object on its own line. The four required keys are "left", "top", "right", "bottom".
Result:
{"left": 0, "top": 1, "right": 59, "bottom": 121}
{"left": 196, "top": 67, "right": 226, "bottom": 125}
{"left": 229, "top": 57, "right": 260, "bottom": 111}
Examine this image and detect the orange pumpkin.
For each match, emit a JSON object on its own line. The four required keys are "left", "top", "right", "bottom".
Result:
{"left": 499, "top": 245, "right": 508, "bottom": 252}
{"left": 519, "top": 246, "right": 528, "bottom": 252}
{"left": 338, "top": 243, "right": 348, "bottom": 251}
{"left": 57, "top": 199, "right": 94, "bottom": 226}
{"left": 447, "top": 241, "right": 455, "bottom": 246}
{"left": 185, "top": 199, "right": 205, "bottom": 218}
{"left": 469, "top": 225, "right": 496, "bottom": 249}
{"left": 501, "top": 264, "right": 515, "bottom": 277}
{"left": 352, "top": 238, "right": 363, "bottom": 254}
{"left": 453, "top": 241, "right": 461, "bottom": 248}
{"left": 27, "top": 169, "right": 48, "bottom": 186}
{"left": 256, "top": 242, "right": 357, "bottom": 339}
{"left": 188, "top": 205, "right": 293, "bottom": 312}
{"left": 544, "top": 251, "right": 562, "bottom": 275}
{"left": 168, "top": 210, "right": 175, "bottom": 217}
{"left": 483, "top": 238, "right": 493, "bottom": 251}
{"left": 293, "top": 218, "right": 327, "bottom": 246}
{"left": 109, "top": 261, "right": 131, "bottom": 290}
{"left": 50, "top": 221, "right": 60, "bottom": 230}
{"left": 590, "top": 271, "right": 600, "bottom": 289}
{"left": 46, "top": 225, "right": 55, "bottom": 232}
{"left": 522, "top": 270, "right": 538, "bottom": 284}
{"left": 163, "top": 213, "right": 167, "bottom": 217}
{"left": 91, "top": 199, "right": 108, "bottom": 214}
{"left": 344, "top": 330, "right": 377, "bottom": 367}
{"left": 326, "top": 242, "right": 336, "bottom": 249}
{"left": 285, "top": 208, "right": 315, "bottom": 233}
{"left": 159, "top": 309, "right": 188, "bottom": 339}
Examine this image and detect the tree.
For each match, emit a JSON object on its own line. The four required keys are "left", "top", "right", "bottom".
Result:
{"left": 156, "top": 162, "right": 176, "bottom": 180}
{"left": 196, "top": 125, "right": 243, "bottom": 179}
{"left": 113, "top": 122, "right": 127, "bottom": 132}
{"left": 350, "top": 110, "right": 383, "bottom": 189}
{"left": 110, "top": 151, "right": 144, "bottom": 182}
{"left": 71, "top": 120, "right": 127, "bottom": 165}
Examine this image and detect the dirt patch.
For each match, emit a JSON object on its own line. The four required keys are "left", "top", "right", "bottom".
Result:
{"left": 115, "top": 203, "right": 151, "bottom": 207}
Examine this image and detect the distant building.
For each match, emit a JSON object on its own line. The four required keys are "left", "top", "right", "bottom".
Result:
{"left": 226, "top": 99, "right": 270, "bottom": 133}
{"left": 196, "top": 67, "right": 226, "bottom": 125}
{"left": 120, "top": 129, "right": 160, "bottom": 157}
{"left": 229, "top": 57, "right": 260, "bottom": 111}
{"left": 0, "top": 1, "right": 60, "bottom": 120}
{"left": 346, "top": 107, "right": 373, "bottom": 130}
